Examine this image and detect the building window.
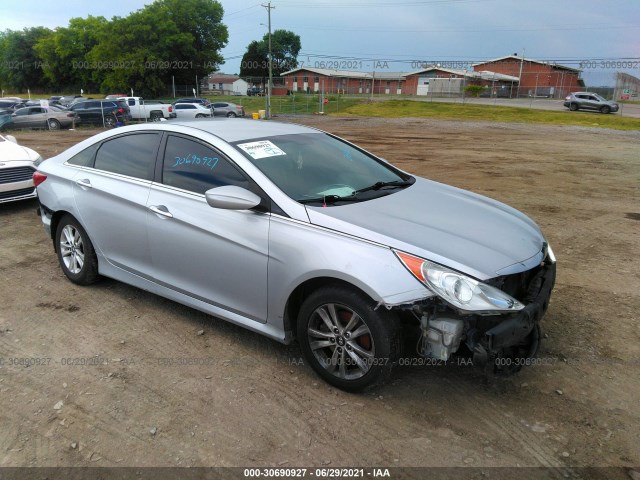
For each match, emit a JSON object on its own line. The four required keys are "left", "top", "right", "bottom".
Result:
{"left": 303, "top": 76, "right": 308, "bottom": 83}
{"left": 314, "top": 76, "right": 319, "bottom": 82}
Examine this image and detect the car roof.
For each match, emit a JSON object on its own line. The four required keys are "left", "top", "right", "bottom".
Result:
{"left": 102, "top": 119, "right": 320, "bottom": 143}
{"left": 170, "top": 119, "right": 319, "bottom": 142}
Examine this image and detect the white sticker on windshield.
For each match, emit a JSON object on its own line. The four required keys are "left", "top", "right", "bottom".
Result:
{"left": 237, "top": 140, "right": 286, "bottom": 159}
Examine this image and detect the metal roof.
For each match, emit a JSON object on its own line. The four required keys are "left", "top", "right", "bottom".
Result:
{"left": 472, "top": 55, "right": 582, "bottom": 73}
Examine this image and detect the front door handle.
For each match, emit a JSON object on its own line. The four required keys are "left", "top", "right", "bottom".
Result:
{"left": 149, "top": 205, "right": 173, "bottom": 218}
{"left": 76, "top": 179, "right": 92, "bottom": 188}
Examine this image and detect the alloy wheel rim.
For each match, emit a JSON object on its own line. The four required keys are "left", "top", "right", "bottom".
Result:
{"left": 60, "top": 225, "right": 85, "bottom": 274}
{"left": 307, "top": 303, "right": 375, "bottom": 380}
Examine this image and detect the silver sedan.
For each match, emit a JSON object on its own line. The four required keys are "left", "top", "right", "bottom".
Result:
{"left": 35, "top": 119, "right": 556, "bottom": 390}
{"left": 7, "top": 106, "right": 80, "bottom": 130}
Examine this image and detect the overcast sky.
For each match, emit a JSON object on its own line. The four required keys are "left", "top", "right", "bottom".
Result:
{"left": 2, "top": 0, "right": 639, "bottom": 85}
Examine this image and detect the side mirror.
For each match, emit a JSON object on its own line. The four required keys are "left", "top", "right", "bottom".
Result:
{"left": 205, "top": 185, "right": 261, "bottom": 210}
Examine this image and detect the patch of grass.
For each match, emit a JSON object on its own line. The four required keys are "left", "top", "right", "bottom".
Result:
{"left": 342, "top": 100, "right": 640, "bottom": 131}
{"left": 194, "top": 94, "right": 363, "bottom": 115}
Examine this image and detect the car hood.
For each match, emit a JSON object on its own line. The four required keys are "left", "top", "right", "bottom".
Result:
{"left": 305, "top": 177, "right": 545, "bottom": 280}
{"left": 0, "top": 139, "right": 40, "bottom": 163}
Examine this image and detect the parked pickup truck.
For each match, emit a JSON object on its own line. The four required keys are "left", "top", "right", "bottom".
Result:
{"left": 117, "top": 97, "right": 176, "bottom": 121}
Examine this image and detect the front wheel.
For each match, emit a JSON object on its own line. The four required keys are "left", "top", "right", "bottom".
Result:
{"left": 600, "top": 105, "right": 611, "bottom": 114}
{"left": 195, "top": 114, "right": 205, "bottom": 118}
{"left": 55, "top": 215, "right": 99, "bottom": 285}
{"left": 297, "top": 286, "right": 400, "bottom": 391}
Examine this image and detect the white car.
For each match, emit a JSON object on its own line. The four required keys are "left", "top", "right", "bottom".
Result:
{"left": 0, "top": 133, "right": 42, "bottom": 203}
{"left": 172, "top": 103, "right": 212, "bottom": 119}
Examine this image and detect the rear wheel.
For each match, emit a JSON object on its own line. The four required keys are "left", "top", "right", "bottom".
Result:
{"left": 104, "top": 115, "right": 116, "bottom": 128}
{"left": 297, "top": 286, "right": 400, "bottom": 391}
{"left": 569, "top": 103, "right": 579, "bottom": 111}
{"left": 47, "top": 118, "right": 61, "bottom": 130}
{"left": 600, "top": 105, "right": 611, "bottom": 114}
{"left": 226, "top": 112, "right": 237, "bottom": 118}
{"left": 55, "top": 215, "right": 99, "bottom": 285}
{"left": 150, "top": 111, "right": 162, "bottom": 122}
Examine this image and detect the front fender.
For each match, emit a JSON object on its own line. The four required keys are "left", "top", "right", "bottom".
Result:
{"left": 266, "top": 215, "right": 432, "bottom": 328}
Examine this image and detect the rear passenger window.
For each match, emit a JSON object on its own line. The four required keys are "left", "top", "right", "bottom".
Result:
{"left": 94, "top": 133, "right": 160, "bottom": 180}
{"left": 67, "top": 143, "right": 99, "bottom": 167}
{"left": 162, "top": 135, "right": 249, "bottom": 194}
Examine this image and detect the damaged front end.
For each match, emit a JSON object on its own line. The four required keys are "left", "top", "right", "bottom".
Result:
{"left": 395, "top": 247, "right": 556, "bottom": 374}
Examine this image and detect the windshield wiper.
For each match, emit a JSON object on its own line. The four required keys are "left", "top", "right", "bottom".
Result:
{"left": 298, "top": 195, "right": 361, "bottom": 205}
{"left": 352, "top": 179, "right": 413, "bottom": 195}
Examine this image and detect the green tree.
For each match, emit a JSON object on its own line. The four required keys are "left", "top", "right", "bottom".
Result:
{"left": 34, "top": 16, "right": 109, "bottom": 92}
{"left": 240, "top": 29, "right": 301, "bottom": 78}
{"left": 87, "top": 0, "right": 227, "bottom": 97}
{"left": 0, "top": 27, "right": 52, "bottom": 92}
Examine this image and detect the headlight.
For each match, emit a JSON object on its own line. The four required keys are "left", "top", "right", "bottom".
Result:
{"left": 395, "top": 251, "right": 524, "bottom": 312}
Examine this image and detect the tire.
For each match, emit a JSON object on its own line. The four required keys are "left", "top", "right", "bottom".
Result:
{"left": 47, "top": 118, "right": 61, "bottom": 130}
{"left": 55, "top": 215, "right": 99, "bottom": 285}
{"left": 600, "top": 105, "right": 611, "bottom": 114}
{"left": 150, "top": 112, "right": 162, "bottom": 122}
{"left": 104, "top": 115, "right": 116, "bottom": 128}
{"left": 569, "top": 103, "right": 579, "bottom": 111}
{"left": 226, "top": 112, "right": 237, "bottom": 118}
{"left": 297, "top": 285, "right": 401, "bottom": 391}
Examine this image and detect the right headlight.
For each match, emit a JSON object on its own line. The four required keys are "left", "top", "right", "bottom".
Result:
{"left": 395, "top": 250, "right": 524, "bottom": 312}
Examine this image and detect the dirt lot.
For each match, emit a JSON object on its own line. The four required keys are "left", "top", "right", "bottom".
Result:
{"left": 1, "top": 117, "right": 639, "bottom": 477}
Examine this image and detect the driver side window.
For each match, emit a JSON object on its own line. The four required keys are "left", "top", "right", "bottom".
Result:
{"left": 162, "top": 135, "right": 250, "bottom": 194}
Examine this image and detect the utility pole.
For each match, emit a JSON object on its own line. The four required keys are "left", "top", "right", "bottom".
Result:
{"left": 518, "top": 48, "right": 525, "bottom": 98}
{"left": 262, "top": 2, "right": 275, "bottom": 119}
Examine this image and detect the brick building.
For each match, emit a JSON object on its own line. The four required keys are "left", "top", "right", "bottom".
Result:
{"left": 472, "top": 55, "right": 583, "bottom": 98}
{"left": 281, "top": 66, "right": 519, "bottom": 97}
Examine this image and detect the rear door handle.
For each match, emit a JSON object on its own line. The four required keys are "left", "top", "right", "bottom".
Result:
{"left": 76, "top": 179, "right": 92, "bottom": 188}
{"left": 149, "top": 205, "right": 173, "bottom": 218}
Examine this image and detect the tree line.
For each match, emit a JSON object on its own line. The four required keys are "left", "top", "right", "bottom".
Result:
{"left": 0, "top": 0, "right": 228, "bottom": 97}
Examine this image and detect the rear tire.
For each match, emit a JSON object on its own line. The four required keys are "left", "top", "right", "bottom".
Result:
{"left": 104, "top": 116, "right": 116, "bottom": 128}
{"left": 55, "top": 215, "right": 99, "bottom": 285}
{"left": 569, "top": 103, "right": 579, "bottom": 111}
{"left": 226, "top": 112, "right": 237, "bottom": 118}
{"left": 47, "top": 118, "right": 61, "bottom": 130}
{"left": 297, "top": 285, "right": 400, "bottom": 391}
{"left": 150, "top": 112, "right": 162, "bottom": 122}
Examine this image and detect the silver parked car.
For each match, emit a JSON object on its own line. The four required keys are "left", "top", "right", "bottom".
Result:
{"left": 7, "top": 106, "right": 81, "bottom": 130}
{"left": 563, "top": 92, "right": 619, "bottom": 114}
{"left": 35, "top": 120, "right": 556, "bottom": 391}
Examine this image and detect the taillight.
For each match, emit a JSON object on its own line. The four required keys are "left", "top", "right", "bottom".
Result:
{"left": 33, "top": 171, "right": 47, "bottom": 187}
{"left": 117, "top": 108, "right": 124, "bottom": 114}
{"left": 168, "top": 105, "right": 173, "bottom": 112}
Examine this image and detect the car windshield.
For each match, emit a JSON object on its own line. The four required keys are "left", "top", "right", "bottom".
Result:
{"left": 232, "top": 133, "right": 412, "bottom": 204}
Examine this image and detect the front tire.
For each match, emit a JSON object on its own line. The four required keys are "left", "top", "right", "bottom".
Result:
{"left": 297, "top": 286, "right": 400, "bottom": 391}
{"left": 55, "top": 215, "right": 99, "bottom": 285}
{"left": 600, "top": 105, "right": 611, "bottom": 114}
{"left": 195, "top": 114, "right": 205, "bottom": 118}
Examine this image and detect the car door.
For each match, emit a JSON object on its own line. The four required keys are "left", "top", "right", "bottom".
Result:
{"left": 27, "top": 107, "right": 48, "bottom": 128}
{"left": 72, "top": 132, "right": 161, "bottom": 276}
{"left": 10, "top": 108, "right": 27, "bottom": 128}
{"left": 146, "top": 133, "right": 270, "bottom": 322}
{"left": 174, "top": 104, "right": 195, "bottom": 118}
